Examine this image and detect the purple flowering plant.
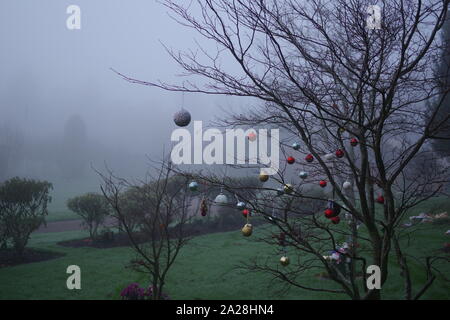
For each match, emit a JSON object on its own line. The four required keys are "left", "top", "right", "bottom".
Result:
{"left": 120, "top": 283, "right": 170, "bottom": 300}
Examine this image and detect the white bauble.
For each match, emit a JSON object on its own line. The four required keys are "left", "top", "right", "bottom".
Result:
{"left": 324, "top": 153, "right": 334, "bottom": 161}
{"left": 343, "top": 181, "right": 352, "bottom": 189}
{"left": 214, "top": 193, "right": 228, "bottom": 205}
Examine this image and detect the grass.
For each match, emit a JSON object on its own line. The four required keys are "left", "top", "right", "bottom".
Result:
{"left": 0, "top": 208, "right": 449, "bottom": 300}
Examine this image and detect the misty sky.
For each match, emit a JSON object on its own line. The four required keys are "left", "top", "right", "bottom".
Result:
{"left": 0, "top": 1, "right": 257, "bottom": 210}
{"left": 0, "top": 0, "right": 246, "bottom": 159}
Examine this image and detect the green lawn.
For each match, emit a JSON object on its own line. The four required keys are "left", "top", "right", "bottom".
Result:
{"left": 45, "top": 211, "right": 79, "bottom": 222}
{"left": 0, "top": 211, "right": 449, "bottom": 299}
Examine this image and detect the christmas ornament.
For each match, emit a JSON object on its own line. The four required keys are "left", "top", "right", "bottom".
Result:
{"left": 350, "top": 138, "right": 358, "bottom": 147}
{"left": 324, "top": 153, "right": 334, "bottom": 161}
{"left": 188, "top": 181, "right": 199, "bottom": 192}
{"left": 339, "top": 127, "right": 346, "bottom": 133}
{"left": 259, "top": 173, "right": 269, "bottom": 182}
{"left": 241, "top": 223, "right": 253, "bottom": 237}
{"left": 319, "top": 180, "right": 327, "bottom": 188}
{"left": 242, "top": 209, "right": 250, "bottom": 217}
{"left": 299, "top": 171, "right": 308, "bottom": 179}
{"left": 214, "top": 193, "right": 228, "bottom": 206}
{"left": 173, "top": 109, "right": 191, "bottom": 127}
{"left": 376, "top": 195, "right": 385, "bottom": 204}
{"left": 292, "top": 142, "right": 300, "bottom": 150}
{"left": 305, "top": 154, "right": 314, "bottom": 163}
{"left": 335, "top": 149, "right": 345, "bottom": 158}
{"left": 284, "top": 184, "right": 294, "bottom": 194}
{"left": 200, "top": 198, "right": 208, "bottom": 217}
{"left": 324, "top": 208, "right": 337, "bottom": 218}
{"left": 327, "top": 200, "right": 341, "bottom": 216}
{"left": 331, "top": 216, "right": 340, "bottom": 224}
{"left": 343, "top": 181, "right": 352, "bottom": 190}
{"left": 247, "top": 132, "right": 257, "bottom": 141}
{"left": 287, "top": 156, "right": 295, "bottom": 164}
{"left": 236, "top": 201, "right": 246, "bottom": 210}
{"left": 280, "top": 256, "right": 290, "bottom": 266}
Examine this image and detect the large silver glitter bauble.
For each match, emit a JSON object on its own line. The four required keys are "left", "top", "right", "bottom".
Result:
{"left": 173, "top": 109, "right": 191, "bottom": 127}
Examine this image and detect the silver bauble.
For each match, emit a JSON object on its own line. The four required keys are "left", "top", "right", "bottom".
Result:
{"left": 236, "top": 201, "right": 246, "bottom": 210}
{"left": 299, "top": 171, "right": 308, "bottom": 179}
{"left": 188, "top": 181, "right": 199, "bottom": 191}
{"left": 173, "top": 109, "right": 191, "bottom": 127}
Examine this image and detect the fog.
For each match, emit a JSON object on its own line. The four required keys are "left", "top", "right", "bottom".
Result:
{"left": 0, "top": 1, "right": 248, "bottom": 211}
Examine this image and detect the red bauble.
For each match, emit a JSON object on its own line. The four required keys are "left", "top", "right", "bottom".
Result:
{"left": 331, "top": 216, "right": 340, "bottom": 224}
{"left": 350, "top": 138, "right": 359, "bottom": 147}
{"left": 335, "top": 149, "right": 345, "bottom": 158}
{"left": 376, "top": 195, "right": 385, "bottom": 204}
{"left": 201, "top": 210, "right": 207, "bottom": 217}
{"left": 287, "top": 156, "right": 295, "bottom": 164}
{"left": 324, "top": 208, "right": 336, "bottom": 218}
{"left": 319, "top": 180, "right": 327, "bottom": 188}
{"left": 305, "top": 154, "right": 314, "bottom": 162}
{"left": 242, "top": 209, "right": 250, "bottom": 217}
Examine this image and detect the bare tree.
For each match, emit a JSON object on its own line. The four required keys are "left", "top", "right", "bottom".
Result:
{"left": 98, "top": 160, "right": 194, "bottom": 300}
{"left": 114, "top": 0, "right": 450, "bottom": 299}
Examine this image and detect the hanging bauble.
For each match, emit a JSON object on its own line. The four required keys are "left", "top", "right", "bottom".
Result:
{"left": 331, "top": 216, "right": 341, "bottom": 224}
{"left": 259, "top": 173, "right": 269, "bottom": 182}
{"left": 287, "top": 156, "right": 295, "bottom": 164}
{"left": 188, "top": 181, "right": 199, "bottom": 192}
{"left": 284, "top": 184, "right": 294, "bottom": 194}
{"left": 292, "top": 142, "right": 300, "bottom": 150}
{"left": 324, "top": 153, "right": 334, "bottom": 161}
{"left": 276, "top": 188, "right": 285, "bottom": 196}
{"left": 299, "top": 171, "right": 308, "bottom": 179}
{"left": 200, "top": 198, "right": 208, "bottom": 217}
{"left": 339, "top": 127, "right": 346, "bottom": 133}
{"left": 241, "top": 223, "right": 253, "bottom": 237}
{"left": 247, "top": 131, "right": 257, "bottom": 142}
{"left": 242, "top": 209, "right": 250, "bottom": 217}
{"left": 343, "top": 181, "right": 352, "bottom": 190}
{"left": 319, "top": 180, "right": 327, "bottom": 188}
{"left": 376, "top": 195, "right": 385, "bottom": 204}
{"left": 335, "top": 149, "right": 345, "bottom": 158}
{"left": 173, "top": 109, "right": 191, "bottom": 127}
{"left": 280, "top": 256, "right": 290, "bottom": 266}
{"left": 324, "top": 208, "right": 337, "bottom": 218}
{"left": 327, "top": 200, "right": 341, "bottom": 216}
{"left": 236, "top": 201, "right": 246, "bottom": 210}
{"left": 214, "top": 193, "right": 228, "bottom": 206}
{"left": 305, "top": 154, "right": 314, "bottom": 162}
{"left": 350, "top": 138, "right": 359, "bottom": 147}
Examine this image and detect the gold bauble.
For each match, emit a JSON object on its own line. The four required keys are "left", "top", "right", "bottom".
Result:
{"left": 259, "top": 173, "right": 269, "bottom": 182}
{"left": 284, "top": 184, "right": 294, "bottom": 194}
{"left": 241, "top": 223, "right": 253, "bottom": 237}
{"left": 280, "top": 256, "right": 290, "bottom": 266}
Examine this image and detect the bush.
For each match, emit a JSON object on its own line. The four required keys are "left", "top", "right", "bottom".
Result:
{"left": 67, "top": 193, "right": 110, "bottom": 239}
{"left": 0, "top": 177, "right": 52, "bottom": 254}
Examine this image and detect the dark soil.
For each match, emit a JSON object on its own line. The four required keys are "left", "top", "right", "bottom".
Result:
{"left": 0, "top": 248, "right": 65, "bottom": 268}
{"left": 58, "top": 219, "right": 265, "bottom": 249}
